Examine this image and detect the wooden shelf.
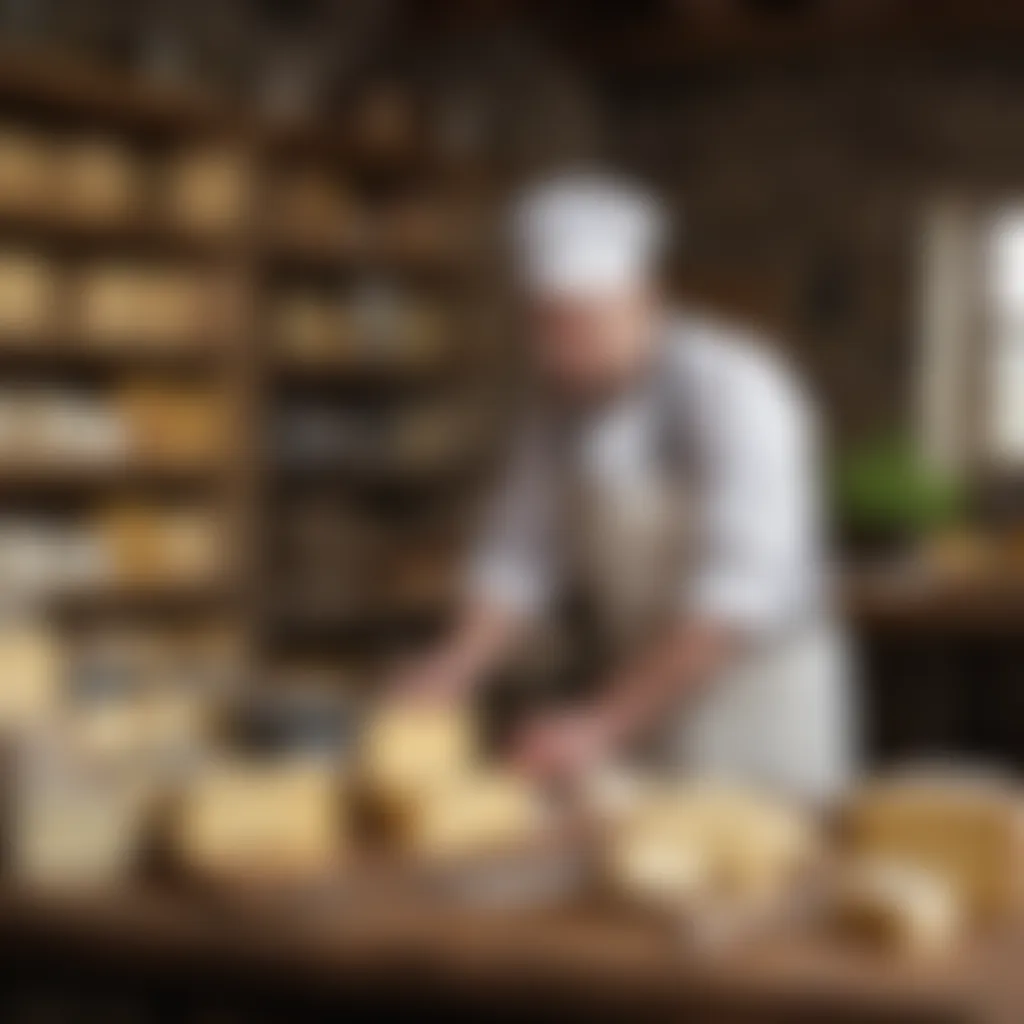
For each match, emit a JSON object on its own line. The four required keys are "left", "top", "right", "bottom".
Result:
{"left": 0, "top": 460, "right": 220, "bottom": 492}
{"left": 0, "top": 47, "right": 232, "bottom": 133}
{"left": 0, "top": 340, "right": 220, "bottom": 372}
{"left": 0, "top": 206, "right": 235, "bottom": 257}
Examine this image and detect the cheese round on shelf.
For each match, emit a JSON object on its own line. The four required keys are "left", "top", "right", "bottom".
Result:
{"left": 165, "top": 148, "right": 249, "bottom": 233}
{"left": 842, "top": 772, "right": 1024, "bottom": 924}
{"left": 831, "top": 857, "right": 962, "bottom": 956}
{"left": 75, "top": 265, "right": 143, "bottom": 343}
{"left": 0, "top": 127, "right": 52, "bottom": 210}
{"left": 275, "top": 294, "right": 347, "bottom": 362}
{"left": 61, "top": 138, "right": 140, "bottom": 222}
{"left": 0, "top": 252, "right": 55, "bottom": 336}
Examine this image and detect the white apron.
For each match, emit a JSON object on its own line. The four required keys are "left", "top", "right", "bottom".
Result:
{"left": 565, "top": 401, "right": 855, "bottom": 806}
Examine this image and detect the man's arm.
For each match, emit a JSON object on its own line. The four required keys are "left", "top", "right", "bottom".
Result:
{"left": 513, "top": 339, "right": 821, "bottom": 779}
{"left": 511, "top": 619, "right": 735, "bottom": 778}
{"left": 391, "top": 417, "right": 558, "bottom": 703}
{"left": 391, "top": 598, "right": 524, "bottom": 703}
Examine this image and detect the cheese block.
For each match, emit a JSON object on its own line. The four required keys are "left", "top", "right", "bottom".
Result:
{"left": 0, "top": 252, "right": 55, "bottom": 335}
{"left": 359, "top": 703, "right": 475, "bottom": 817}
{"left": 831, "top": 857, "right": 961, "bottom": 956}
{"left": 9, "top": 736, "right": 156, "bottom": 888}
{"left": 605, "top": 782, "right": 819, "bottom": 910}
{"left": 95, "top": 504, "right": 218, "bottom": 585}
{"left": 400, "top": 771, "right": 544, "bottom": 860}
{"left": 0, "top": 621, "right": 61, "bottom": 730}
{"left": 842, "top": 772, "right": 1024, "bottom": 923}
{"left": 275, "top": 294, "right": 347, "bottom": 362}
{"left": 141, "top": 270, "right": 204, "bottom": 344}
{"left": 0, "top": 127, "right": 52, "bottom": 209}
{"left": 169, "top": 759, "right": 345, "bottom": 881}
{"left": 61, "top": 138, "right": 139, "bottom": 222}
{"left": 165, "top": 148, "right": 249, "bottom": 233}
{"left": 117, "top": 384, "right": 221, "bottom": 464}
{"left": 275, "top": 169, "right": 357, "bottom": 248}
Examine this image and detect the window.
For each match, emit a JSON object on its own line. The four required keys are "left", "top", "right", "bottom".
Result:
{"left": 918, "top": 201, "right": 1024, "bottom": 472}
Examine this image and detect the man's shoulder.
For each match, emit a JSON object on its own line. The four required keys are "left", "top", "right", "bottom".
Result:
{"left": 662, "top": 310, "right": 804, "bottom": 401}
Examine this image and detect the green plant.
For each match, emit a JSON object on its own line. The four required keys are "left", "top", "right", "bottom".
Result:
{"left": 832, "top": 434, "right": 963, "bottom": 538}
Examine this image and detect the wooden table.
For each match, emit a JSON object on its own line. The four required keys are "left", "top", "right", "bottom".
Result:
{"left": 0, "top": 885, "right": 1019, "bottom": 1023}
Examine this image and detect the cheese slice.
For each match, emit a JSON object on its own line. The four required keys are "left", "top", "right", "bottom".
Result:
{"left": 0, "top": 621, "right": 61, "bottom": 730}
{"left": 400, "top": 771, "right": 543, "bottom": 860}
{"left": 606, "top": 782, "right": 818, "bottom": 910}
{"left": 843, "top": 772, "right": 1024, "bottom": 923}
{"left": 832, "top": 857, "right": 961, "bottom": 956}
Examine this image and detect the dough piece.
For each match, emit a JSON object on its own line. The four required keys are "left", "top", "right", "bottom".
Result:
{"left": 843, "top": 772, "right": 1024, "bottom": 923}
{"left": 359, "top": 703, "right": 475, "bottom": 814}
{"left": 832, "top": 857, "right": 961, "bottom": 956}
{"left": 169, "top": 759, "right": 345, "bottom": 880}
{"left": 165, "top": 148, "right": 249, "bottom": 232}
{"left": 0, "top": 127, "right": 52, "bottom": 209}
{"left": 62, "top": 138, "right": 139, "bottom": 222}
{"left": 401, "top": 771, "right": 543, "bottom": 860}
{"left": 0, "top": 252, "right": 55, "bottom": 335}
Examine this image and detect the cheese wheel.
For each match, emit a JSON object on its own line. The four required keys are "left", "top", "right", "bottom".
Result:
{"left": 0, "top": 127, "right": 52, "bottom": 209}
{"left": 359, "top": 703, "right": 475, "bottom": 815}
{"left": 832, "top": 857, "right": 961, "bottom": 956}
{"left": 606, "top": 782, "right": 818, "bottom": 911}
{"left": 165, "top": 148, "right": 249, "bottom": 232}
{"left": 0, "top": 252, "right": 55, "bottom": 335}
{"left": 843, "top": 772, "right": 1024, "bottom": 923}
{"left": 62, "top": 139, "right": 139, "bottom": 222}
{"left": 170, "top": 759, "right": 345, "bottom": 880}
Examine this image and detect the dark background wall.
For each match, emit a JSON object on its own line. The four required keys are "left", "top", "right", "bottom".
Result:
{"left": 592, "top": 54, "right": 1024, "bottom": 443}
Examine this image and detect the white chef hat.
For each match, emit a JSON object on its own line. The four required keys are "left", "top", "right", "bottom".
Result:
{"left": 513, "top": 172, "right": 667, "bottom": 296}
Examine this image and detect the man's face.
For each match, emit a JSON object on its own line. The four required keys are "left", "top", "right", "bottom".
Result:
{"left": 526, "top": 288, "right": 659, "bottom": 396}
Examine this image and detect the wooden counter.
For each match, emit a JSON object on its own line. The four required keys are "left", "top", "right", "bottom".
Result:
{"left": 0, "top": 884, "right": 1019, "bottom": 1022}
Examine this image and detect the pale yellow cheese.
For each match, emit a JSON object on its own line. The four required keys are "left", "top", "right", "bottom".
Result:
{"left": 0, "top": 127, "right": 52, "bottom": 209}
{"left": 400, "top": 771, "right": 543, "bottom": 860}
{"left": 359, "top": 703, "right": 475, "bottom": 813}
{"left": 605, "top": 782, "right": 818, "bottom": 910}
{"left": 165, "top": 148, "right": 249, "bottom": 232}
{"left": 832, "top": 857, "right": 961, "bottom": 956}
{"left": 0, "top": 622, "right": 61, "bottom": 729}
{"left": 170, "top": 759, "right": 345, "bottom": 880}
{"left": 61, "top": 139, "right": 139, "bottom": 221}
{"left": 0, "top": 252, "right": 55, "bottom": 335}
{"left": 843, "top": 773, "right": 1024, "bottom": 923}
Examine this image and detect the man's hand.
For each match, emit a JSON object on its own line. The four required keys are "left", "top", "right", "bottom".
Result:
{"left": 509, "top": 705, "right": 618, "bottom": 783}
{"left": 388, "top": 651, "right": 470, "bottom": 705}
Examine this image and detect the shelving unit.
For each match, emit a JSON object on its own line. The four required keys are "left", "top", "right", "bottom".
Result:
{"left": 0, "top": 50, "right": 501, "bottom": 691}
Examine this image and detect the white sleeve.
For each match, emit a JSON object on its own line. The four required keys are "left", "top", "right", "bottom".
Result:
{"left": 465, "top": 421, "right": 559, "bottom": 619}
{"left": 682, "top": 348, "right": 821, "bottom": 633}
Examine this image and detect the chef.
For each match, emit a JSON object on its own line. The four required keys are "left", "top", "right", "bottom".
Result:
{"left": 393, "top": 172, "right": 855, "bottom": 803}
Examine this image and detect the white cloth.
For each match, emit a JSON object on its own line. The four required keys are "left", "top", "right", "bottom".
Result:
{"left": 469, "top": 313, "right": 827, "bottom": 636}
{"left": 513, "top": 174, "right": 666, "bottom": 296}
{"left": 468, "top": 313, "right": 854, "bottom": 801}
